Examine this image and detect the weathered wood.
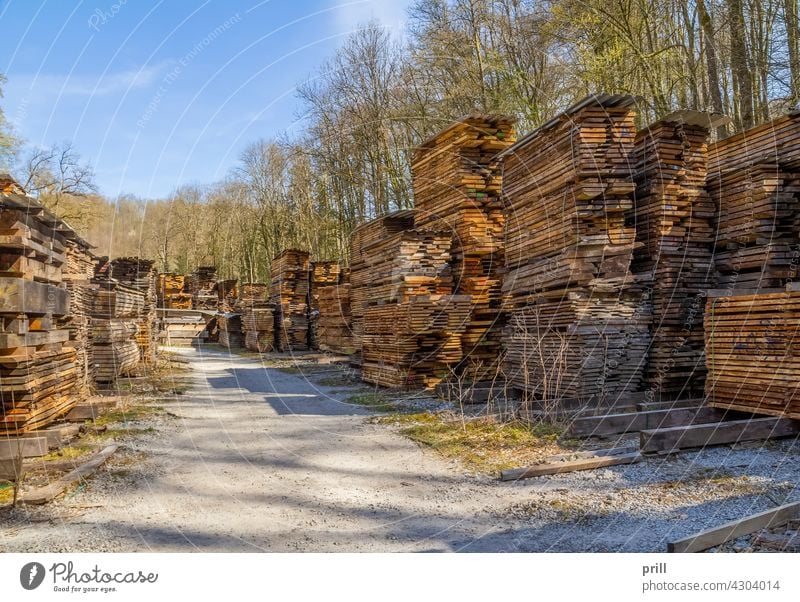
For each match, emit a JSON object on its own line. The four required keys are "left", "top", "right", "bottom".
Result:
{"left": 668, "top": 501, "right": 800, "bottom": 553}
{"left": 569, "top": 406, "right": 731, "bottom": 437}
{"left": 0, "top": 277, "right": 69, "bottom": 315}
{"left": 64, "top": 399, "right": 118, "bottom": 422}
{"left": 20, "top": 444, "right": 118, "bottom": 505}
{"left": 500, "top": 449, "right": 642, "bottom": 481}
{"left": 0, "top": 436, "right": 49, "bottom": 459}
{"left": 640, "top": 417, "right": 800, "bottom": 453}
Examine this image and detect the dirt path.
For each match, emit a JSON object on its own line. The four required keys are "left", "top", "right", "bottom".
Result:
{"left": 2, "top": 347, "right": 798, "bottom": 552}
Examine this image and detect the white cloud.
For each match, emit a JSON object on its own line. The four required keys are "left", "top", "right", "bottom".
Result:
{"left": 332, "top": 0, "right": 411, "bottom": 35}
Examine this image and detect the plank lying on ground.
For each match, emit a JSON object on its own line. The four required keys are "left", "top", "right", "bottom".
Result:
{"left": 636, "top": 399, "right": 704, "bottom": 412}
{"left": 640, "top": 417, "right": 800, "bottom": 453}
{"left": 668, "top": 501, "right": 800, "bottom": 553}
{"left": 569, "top": 406, "right": 732, "bottom": 437}
{"left": 0, "top": 437, "right": 49, "bottom": 460}
{"left": 20, "top": 444, "right": 118, "bottom": 505}
{"left": 500, "top": 448, "right": 642, "bottom": 481}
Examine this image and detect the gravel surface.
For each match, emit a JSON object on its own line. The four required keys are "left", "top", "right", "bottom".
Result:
{"left": 2, "top": 346, "right": 799, "bottom": 552}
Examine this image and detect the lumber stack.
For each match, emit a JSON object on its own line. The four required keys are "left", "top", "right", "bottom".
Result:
{"left": 217, "top": 312, "right": 244, "bottom": 349}
{"left": 241, "top": 307, "right": 275, "bottom": 353}
{"left": 0, "top": 180, "right": 78, "bottom": 433}
{"left": 59, "top": 239, "right": 96, "bottom": 396}
{"left": 191, "top": 266, "right": 217, "bottom": 310}
{"left": 270, "top": 249, "right": 311, "bottom": 351}
{"left": 216, "top": 279, "right": 238, "bottom": 313}
{"left": 705, "top": 290, "right": 800, "bottom": 419}
{"left": 315, "top": 270, "right": 355, "bottom": 354}
{"left": 412, "top": 115, "right": 516, "bottom": 379}
{"left": 350, "top": 210, "right": 415, "bottom": 350}
{"left": 88, "top": 278, "right": 143, "bottom": 384}
{"left": 309, "top": 261, "right": 342, "bottom": 349}
{"left": 111, "top": 257, "right": 158, "bottom": 364}
{"left": 158, "top": 312, "right": 210, "bottom": 346}
{"left": 158, "top": 273, "right": 192, "bottom": 309}
{"left": 631, "top": 112, "right": 716, "bottom": 397}
{"left": 501, "top": 94, "right": 650, "bottom": 403}
{"left": 707, "top": 111, "right": 800, "bottom": 289}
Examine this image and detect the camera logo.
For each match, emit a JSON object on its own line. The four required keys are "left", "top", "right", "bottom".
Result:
{"left": 20, "top": 562, "right": 46, "bottom": 590}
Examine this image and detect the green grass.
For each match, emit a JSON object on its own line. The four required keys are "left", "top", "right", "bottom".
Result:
{"left": 346, "top": 391, "right": 398, "bottom": 412}
{"left": 0, "top": 483, "right": 15, "bottom": 504}
{"left": 374, "top": 412, "right": 570, "bottom": 473}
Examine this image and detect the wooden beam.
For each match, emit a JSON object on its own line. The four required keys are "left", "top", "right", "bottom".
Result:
{"left": 668, "top": 502, "right": 800, "bottom": 552}
{"left": 569, "top": 406, "right": 730, "bottom": 437}
{"left": 640, "top": 417, "right": 800, "bottom": 453}
{"left": 500, "top": 448, "right": 642, "bottom": 481}
{"left": 0, "top": 437, "right": 49, "bottom": 460}
{"left": 20, "top": 444, "right": 118, "bottom": 505}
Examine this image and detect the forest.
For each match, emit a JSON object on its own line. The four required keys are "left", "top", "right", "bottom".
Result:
{"left": 1, "top": 0, "right": 798, "bottom": 282}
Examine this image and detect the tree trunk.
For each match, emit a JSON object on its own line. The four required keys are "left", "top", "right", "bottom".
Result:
{"left": 729, "top": 0, "right": 755, "bottom": 130}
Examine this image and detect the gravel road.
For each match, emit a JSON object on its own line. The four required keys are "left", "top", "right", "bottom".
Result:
{"left": 2, "top": 346, "right": 798, "bottom": 552}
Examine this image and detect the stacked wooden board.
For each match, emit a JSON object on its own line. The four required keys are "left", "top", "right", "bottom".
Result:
{"left": 315, "top": 270, "right": 355, "bottom": 354}
{"left": 217, "top": 312, "right": 244, "bottom": 349}
{"left": 309, "top": 261, "right": 341, "bottom": 349}
{"left": 191, "top": 266, "right": 217, "bottom": 310}
{"left": 216, "top": 279, "right": 238, "bottom": 313}
{"left": 88, "top": 278, "right": 143, "bottom": 383}
{"left": 705, "top": 290, "right": 800, "bottom": 418}
{"left": 412, "top": 115, "right": 516, "bottom": 380}
{"left": 631, "top": 112, "right": 717, "bottom": 398}
{"left": 158, "top": 273, "right": 192, "bottom": 309}
{"left": 270, "top": 250, "right": 310, "bottom": 351}
{"left": 237, "top": 282, "right": 274, "bottom": 352}
{"left": 350, "top": 211, "right": 415, "bottom": 351}
{"left": 60, "top": 239, "right": 96, "bottom": 395}
{"left": 707, "top": 110, "right": 800, "bottom": 289}
{"left": 111, "top": 257, "right": 158, "bottom": 364}
{"left": 158, "top": 312, "right": 211, "bottom": 346}
{"left": 0, "top": 181, "right": 78, "bottom": 433}
{"left": 501, "top": 94, "right": 650, "bottom": 403}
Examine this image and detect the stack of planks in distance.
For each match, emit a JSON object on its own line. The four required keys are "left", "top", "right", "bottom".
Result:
{"left": 412, "top": 115, "right": 516, "bottom": 380}
{"left": 158, "top": 312, "right": 210, "bottom": 346}
{"left": 501, "top": 94, "right": 650, "bottom": 404}
{"left": 217, "top": 312, "right": 244, "bottom": 349}
{"left": 352, "top": 212, "right": 472, "bottom": 388}
{"left": 158, "top": 273, "right": 192, "bottom": 309}
{"left": 349, "top": 210, "right": 415, "bottom": 352}
{"left": 0, "top": 179, "right": 78, "bottom": 433}
{"left": 315, "top": 269, "right": 355, "bottom": 354}
{"left": 111, "top": 257, "right": 158, "bottom": 364}
{"left": 216, "top": 279, "right": 238, "bottom": 313}
{"left": 309, "top": 261, "right": 341, "bottom": 349}
{"left": 191, "top": 266, "right": 217, "bottom": 310}
{"left": 270, "top": 249, "right": 310, "bottom": 351}
{"left": 237, "top": 282, "right": 273, "bottom": 352}
{"left": 705, "top": 289, "right": 800, "bottom": 419}
{"left": 707, "top": 110, "right": 800, "bottom": 289}
{"left": 631, "top": 112, "right": 717, "bottom": 398}
{"left": 59, "top": 239, "right": 96, "bottom": 396}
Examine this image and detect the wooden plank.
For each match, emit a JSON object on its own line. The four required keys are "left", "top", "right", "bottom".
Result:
{"left": 640, "top": 417, "right": 800, "bottom": 453}
{"left": 64, "top": 399, "right": 118, "bottom": 422}
{"left": 668, "top": 502, "right": 800, "bottom": 553}
{"left": 500, "top": 449, "right": 642, "bottom": 481}
{"left": 20, "top": 444, "right": 118, "bottom": 505}
{"left": 569, "top": 406, "right": 730, "bottom": 437}
{"left": 0, "top": 436, "right": 48, "bottom": 460}
{"left": 0, "top": 277, "right": 69, "bottom": 315}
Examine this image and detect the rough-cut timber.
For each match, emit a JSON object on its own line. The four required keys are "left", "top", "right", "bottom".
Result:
{"left": 158, "top": 273, "right": 192, "bottom": 309}
{"left": 270, "top": 249, "right": 310, "bottom": 351}
{"left": 632, "top": 112, "right": 717, "bottom": 398}
{"left": 501, "top": 94, "right": 650, "bottom": 404}
{"left": 315, "top": 270, "right": 355, "bottom": 354}
{"left": 412, "top": 114, "right": 516, "bottom": 380}
{"left": 217, "top": 312, "right": 244, "bottom": 349}
{"left": 309, "top": 261, "right": 341, "bottom": 349}
{"left": 60, "top": 239, "right": 96, "bottom": 395}
{"left": 705, "top": 290, "right": 800, "bottom": 419}
{"left": 191, "top": 266, "right": 217, "bottom": 310}
{"left": 111, "top": 257, "right": 158, "bottom": 364}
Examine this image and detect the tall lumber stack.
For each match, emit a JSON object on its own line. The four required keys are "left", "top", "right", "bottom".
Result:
{"left": 89, "top": 277, "right": 143, "bottom": 384}
{"left": 705, "top": 290, "right": 800, "bottom": 419}
{"left": 270, "top": 249, "right": 310, "bottom": 351}
{"left": 501, "top": 94, "right": 650, "bottom": 403}
{"left": 352, "top": 212, "right": 471, "bottom": 388}
{"left": 191, "top": 266, "right": 217, "bottom": 310}
{"left": 217, "top": 313, "right": 244, "bottom": 349}
{"left": 111, "top": 257, "right": 158, "bottom": 364}
{"left": 631, "top": 112, "right": 717, "bottom": 398}
{"left": 412, "top": 115, "right": 516, "bottom": 380}
{"left": 238, "top": 283, "right": 274, "bottom": 353}
{"left": 216, "top": 279, "right": 238, "bottom": 313}
{"left": 707, "top": 110, "right": 800, "bottom": 289}
{"left": 0, "top": 177, "right": 78, "bottom": 433}
{"left": 158, "top": 273, "right": 192, "bottom": 309}
{"left": 309, "top": 261, "right": 341, "bottom": 349}
{"left": 60, "top": 239, "right": 96, "bottom": 396}
{"left": 315, "top": 268, "right": 355, "bottom": 354}
{"left": 349, "top": 210, "right": 415, "bottom": 352}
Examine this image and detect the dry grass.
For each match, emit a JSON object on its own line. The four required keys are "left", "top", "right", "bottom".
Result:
{"left": 374, "top": 412, "right": 572, "bottom": 474}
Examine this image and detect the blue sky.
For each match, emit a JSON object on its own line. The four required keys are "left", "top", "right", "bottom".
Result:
{"left": 0, "top": 0, "right": 410, "bottom": 198}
